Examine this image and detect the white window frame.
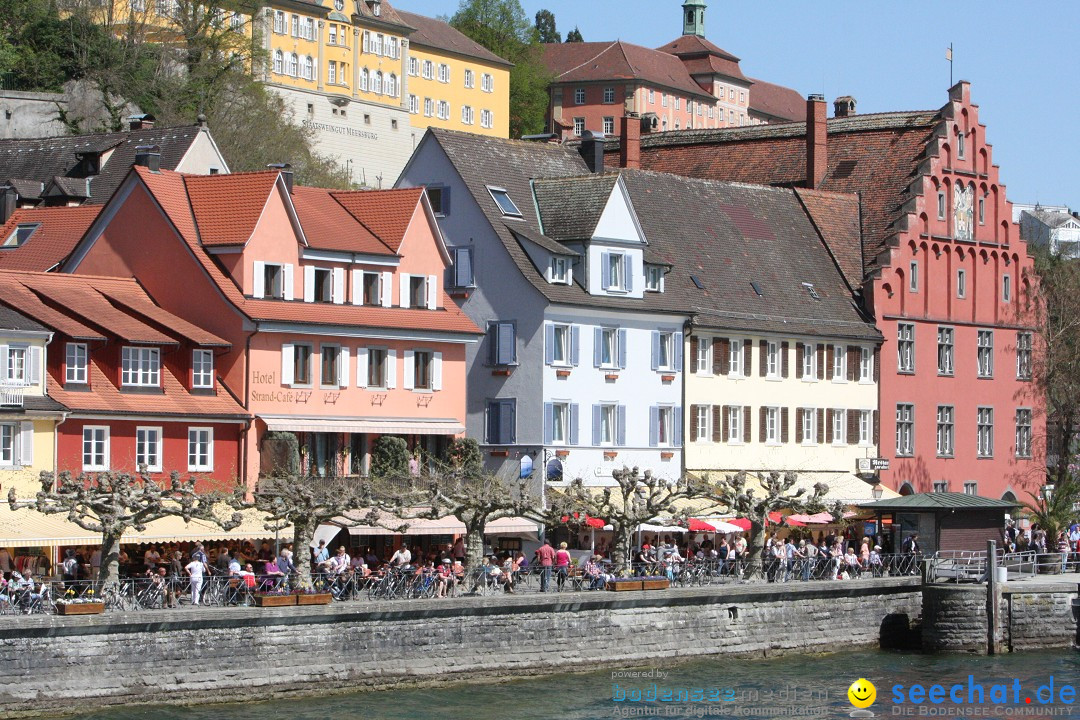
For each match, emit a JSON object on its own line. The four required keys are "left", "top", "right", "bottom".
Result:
{"left": 1015, "top": 408, "right": 1032, "bottom": 459}
{"left": 135, "top": 426, "right": 163, "bottom": 472}
{"left": 82, "top": 426, "right": 109, "bottom": 471}
{"left": 656, "top": 332, "right": 674, "bottom": 372}
{"left": 365, "top": 347, "right": 389, "bottom": 389}
{"left": 957, "top": 268, "right": 967, "bottom": 298}
{"left": 464, "top": 69, "right": 474, "bottom": 88}
{"left": 728, "top": 339, "right": 743, "bottom": 377}
{"left": 1016, "top": 331, "right": 1033, "bottom": 380}
{"left": 422, "top": 60, "right": 433, "bottom": 80}
{"left": 599, "top": 403, "right": 617, "bottom": 446}
{"left": 0, "top": 423, "right": 15, "bottom": 466}
{"left": 645, "top": 266, "right": 663, "bottom": 292}
{"left": 550, "top": 256, "right": 570, "bottom": 285}
{"left": 437, "top": 63, "right": 450, "bottom": 83}
{"left": 859, "top": 410, "right": 873, "bottom": 447}
{"left": 188, "top": 427, "right": 214, "bottom": 472}
{"left": 859, "top": 346, "right": 873, "bottom": 382}
{"left": 656, "top": 406, "right": 674, "bottom": 447}
{"left": 192, "top": 349, "right": 214, "bottom": 389}
{"left": 937, "top": 326, "right": 954, "bottom": 376}
{"left": 896, "top": 403, "right": 914, "bottom": 457}
{"left": 800, "top": 407, "right": 817, "bottom": 446}
{"left": 551, "top": 323, "right": 571, "bottom": 367}
{"left": 936, "top": 405, "right": 954, "bottom": 457}
{"left": 832, "top": 344, "right": 846, "bottom": 381}
{"left": 603, "top": 116, "right": 615, "bottom": 135}
{"left": 801, "top": 342, "right": 816, "bottom": 380}
{"left": 599, "top": 327, "right": 619, "bottom": 369}
{"left": 977, "top": 330, "right": 994, "bottom": 378}
{"left": 897, "top": 323, "right": 915, "bottom": 373}
{"left": 766, "top": 341, "right": 779, "bottom": 379}
{"left": 606, "top": 252, "right": 625, "bottom": 291}
{"left": 121, "top": 346, "right": 160, "bottom": 387}
{"left": 461, "top": 105, "right": 474, "bottom": 125}
{"left": 603, "top": 86, "right": 615, "bottom": 104}
{"left": 320, "top": 344, "right": 342, "bottom": 388}
{"left": 695, "top": 405, "right": 710, "bottom": 443}
{"left": 438, "top": 101, "right": 450, "bottom": 120}
{"left": 831, "top": 408, "right": 845, "bottom": 445}
{"left": 727, "top": 405, "right": 743, "bottom": 444}
{"left": 480, "top": 109, "right": 493, "bottom": 129}
{"left": 551, "top": 402, "right": 570, "bottom": 445}
{"left": 696, "top": 337, "right": 711, "bottom": 376}
{"left": 3, "top": 345, "right": 26, "bottom": 385}
{"left": 66, "top": 342, "right": 88, "bottom": 384}
{"left": 482, "top": 73, "right": 494, "bottom": 92}
{"left": 573, "top": 117, "right": 585, "bottom": 136}
{"left": 976, "top": 407, "right": 994, "bottom": 458}
{"left": 574, "top": 87, "right": 585, "bottom": 105}
{"left": 765, "top": 407, "right": 780, "bottom": 445}
{"left": 933, "top": 481, "right": 949, "bottom": 493}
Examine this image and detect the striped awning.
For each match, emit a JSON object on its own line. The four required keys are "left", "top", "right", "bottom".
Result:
{"left": 260, "top": 416, "right": 465, "bottom": 436}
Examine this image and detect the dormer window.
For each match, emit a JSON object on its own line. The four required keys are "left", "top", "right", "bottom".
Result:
{"left": 409, "top": 275, "right": 427, "bottom": 308}
{"left": 313, "top": 268, "right": 333, "bottom": 302}
{"left": 601, "top": 251, "right": 631, "bottom": 292}
{"left": 802, "top": 282, "right": 821, "bottom": 300}
{"left": 254, "top": 261, "right": 293, "bottom": 300}
{"left": 121, "top": 347, "right": 160, "bottom": 387}
{"left": 487, "top": 186, "right": 522, "bottom": 218}
{"left": 264, "top": 263, "right": 283, "bottom": 298}
{"left": 645, "top": 265, "right": 663, "bottom": 292}
{"left": 303, "top": 266, "right": 342, "bottom": 304}
{"left": 65, "top": 343, "right": 88, "bottom": 384}
{"left": 550, "top": 257, "right": 570, "bottom": 285}
{"left": 192, "top": 349, "right": 214, "bottom": 389}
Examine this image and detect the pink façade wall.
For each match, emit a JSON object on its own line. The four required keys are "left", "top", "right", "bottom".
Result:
{"left": 868, "top": 82, "right": 1045, "bottom": 501}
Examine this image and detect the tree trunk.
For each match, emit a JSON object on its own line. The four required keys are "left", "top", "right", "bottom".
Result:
{"left": 742, "top": 519, "right": 767, "bottom": 581}
{"left": 292, "top": 518, "right": 313, "bottom": 581}
{"left": 612, "top": 524, "right": 635, "bottom": 577}
{"left": 96, "top": 530, "right": 123, "bottom": 589}
{"left": 464, "top": 517, "right": 486, "bottom": 592}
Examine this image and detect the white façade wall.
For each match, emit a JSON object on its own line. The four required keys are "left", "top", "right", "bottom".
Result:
{"left": 542, "top": 305, "right": 684, "bottom": 485}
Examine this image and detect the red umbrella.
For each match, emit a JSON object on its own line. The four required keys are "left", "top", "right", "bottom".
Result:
{"left": 784, "top": 517, "right": 807, "bottom": 527}
{"left": 767, "top": 511, "right": 784, "bottom": 524}
{"left": 729, "top": 518, "right": 752, "bottom": 531}
{"left": 584, "top": 516, "right": 606, "bottom": 529}
{"left": 688, "top": 518, "right": 715, "bottom": 532}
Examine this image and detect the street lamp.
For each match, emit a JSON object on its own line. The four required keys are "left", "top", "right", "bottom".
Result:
{"left": 1042, "top": 484, "right": 1055, "bottom": 502}
{"left": 872, "top": 483, "right": 884, "bottom": 500}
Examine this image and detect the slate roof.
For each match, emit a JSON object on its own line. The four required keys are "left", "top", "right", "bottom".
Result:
{"left": 859, "top": 492, "right": 1019, "bottom": 511}
{"left": 747, "top": 77, "right": 806, "bottom": 123}
{"left": 534, "top": 173, "right": 619, "bottom": 241}
{"left": 0, "top": 305, "right": 48, "bottom": 333}
{"left": 396, "top": 10, "right": 511, "bottom": 67}
{"left": 541, "top": 41, "right": 715, "bottom": 101}
{"left": 22, "top": 395, "right": 68, "bottom": 413}
{"left": 608, "top": 110, "right": 942, "bottom": 278}
{"left": 0, "top": 125, "right": 206, "bottom": 205}
{"left": 0, "top": 205, "right": 101, "bottom": 272}
{"left": 1024, "top": 208, "right": 1078, "bottom": 229}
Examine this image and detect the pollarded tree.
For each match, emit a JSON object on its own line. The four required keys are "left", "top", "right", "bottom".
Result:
{"left": 547, "top": 466, "right": 701, "bottom": 576}
{"left": 7, "top": 470, "right": 241, "bottom": 588}
{"left": 698, "top": 471, "right": 828, "bottom": 580}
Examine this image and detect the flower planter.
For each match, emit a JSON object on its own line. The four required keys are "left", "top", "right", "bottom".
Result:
{"left": 604, "top": 374, "right": 619, "bottom": 381}
{"left": 606, "top": 580, "right": 642, "bottom": 592}
{"left": 254, "top": 594, "right": 296, "bottom": 607}
{"left": 603, "top": 451, "right": 619, "bottom": 460}
{"left": 641, "top": 579, "right": 670, "bottom": 591}
{"left": 660, "top": 374, "right": 676, "bottom": 383}
{"left": 556, "top": 369, "right": 572, "bottom": 378}
{"left": 296, "top": 593, "right": 332, "bottom": 605}
{"left": 660, "top": 452, "right": 674, "bottom": 460}
{"left": 555, "top": 450, "right": 570, "bottom": 458}
{"left": 56, "top": 602, "right": 105, "bottom": 615}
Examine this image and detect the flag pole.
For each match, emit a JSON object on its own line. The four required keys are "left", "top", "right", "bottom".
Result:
{"left": 947, "top": 43, "right": 954, "bottom": 86}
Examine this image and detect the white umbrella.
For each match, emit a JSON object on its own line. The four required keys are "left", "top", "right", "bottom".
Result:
{"left": 707, "top": 520, "right": 745, "bottom": 534}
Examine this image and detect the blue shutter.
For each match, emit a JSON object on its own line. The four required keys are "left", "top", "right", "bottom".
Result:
{"left": 618, "top": 329, "right": 628, "bottom": 369}
{"left": 673, "top": 332, "right": 683, "bottom": 371}
{"left": 593, "top": 327, "right": 603, "bottom": 367}
{"left": 543, "top": 403, "right": 554, "bottom": 444}
{"left": 486, "top": 401, "right": 499, "bottom": 443}
{"left": 651, "top": 331, "right": 660, "bottom": 371}
{"left": 570, "top": 325, "right": 580, "bottom": 366}
{"left": 601, "top": 251, "right": 611, "bottom": 290}
{"left": 497, "top": 323, "right": 515, "bottom": 365}
{"left": 487, "top": 324, "right": 498, "bottom": 365}
{"left": 624, "top": 254, "right": 633, "bottom": 292}
{"left": 502, "top": 400, "right": 516, "bottom": 444}
{"left": 454, "top": 247, "right": 473, "bottom": 287}
{"left": 545, "top": 324, "right": 555, "bottom": 365}
{"left": 569, "top": 403, "right": 580, "bottom": 445}
{"left": 617, "top": 405, "right": 627, "bottom": 446}
{"left": 648, "top": 406, "right": 659, "bottom": 447}
{"left": 592, "top": 404, "right": 602, "bottom": 445}
{"left": 673, "top": 407, "right": 683, "bottom": 446}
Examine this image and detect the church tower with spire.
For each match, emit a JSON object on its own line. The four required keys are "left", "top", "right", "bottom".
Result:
{"left": 682, "top": 0, "right": 706, "bottom": 37}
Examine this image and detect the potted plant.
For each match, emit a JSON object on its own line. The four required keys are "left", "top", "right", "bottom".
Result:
{"left": 605, "top": 578, "right": 643, "bottom": 592}
{"left": 254, "top": 586, "right": 296, "bottom": 607}
{"left": 55, "top": 588, "right": 105, "bottom": 615}
{"left": 294, "top": 583, "right": 332, "bottom": 605}
{"left": 640, "top": 575, "right": 670, "bottom": 591}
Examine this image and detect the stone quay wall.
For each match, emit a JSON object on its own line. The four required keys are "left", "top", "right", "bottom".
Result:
{"left": 0, "top": 578, "right": 921, "bottom": 716}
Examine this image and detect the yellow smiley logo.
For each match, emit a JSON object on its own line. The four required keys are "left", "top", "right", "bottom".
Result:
{"left": 848, "top": 678, "right": 876, "bottom": 709}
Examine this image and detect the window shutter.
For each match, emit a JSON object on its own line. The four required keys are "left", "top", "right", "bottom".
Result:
{"left": 712, "top": 406, "right": 722, "bottom": 442}
{"left": 545, "top": 324, "right": 555, "bottom": 365}
{"left": 426, "top": 274, "right": 438, "bottom": 309}
{"left": 743, "top": 342, "right": 752, "bottom": 377}
{"left": 403, "top": 350, "right": 415, "bottom": 389}
{"left": 796, "top": 408, "right": 804, "bottom": 442}
{"left": 281, "top": 343, "right": 294, "bottom": 385}
{"left": 673, "top": 407, "right": 682, "bottom": 446}
{"left": 487, "top": 324, "right": 498, "bottom": 365}
{"left": 826, "top": 409, "right": 834, "bottom": 442}
{"left": 847, "top": 409, "right": 858, "bottom": 444}
{"left": 743, "top": 406, "right": 751, "bottom": 443}
{"left": 570, "top": 325, "right": 580, "bottom": 366}
{"left": 356, "top": 348, "right": 369, "bottom": 388}
{"left": 759, "top": 340, "right": 767, "bottom": 376}
{"left": 0, "top": 345, "right": 7, "bottom": 378}
{"left": 816, "top": 344, "right": 825, "bottom": 380}
{"left": 826, "top": 345, "right": 835, "bottom": 379}
{"left": 432, "top": 352, "right": 442, "bottom": 390}
{"left": 816, "top": 409, "right": 825, "bottom": 444}
{"left": 781, "top": 407, "right": 789, "bottom": 443}
{"left": 330, "top": 268, "right": 344, "bottom": 304}
{"left": 28, "top": 346, "right": 41, "bottom": 385}
{"left": 623, "top": 255, "right": 633, "bottom": 292}
{"left": 651, "top": 332, "right": 660, "bottom": 371}
{"left": 689, "top": 405, "right": 699, "bottom": 442}
{"left": 253, "top": 261, "right": 265, "bottom": 298}
{"left": 303, "top": 266, "right": 315, "bottom": 302}
{"left": 385, "top": 349, "right": 397, "bottom": 389}
{"left": 759, "top": 407, "right": 767, "bottom": 443}
{"left": 716, "top": 338, "right": 729, "bottom": 375}
{"left": 600, "top": 252, "right": 611, "bottom": 290}
{"left": 873, "top": 409, "right": 880, "bottom": 445}
{"left": 847, "top": 347, "right": 858, "bottom": 382}
{"left": 352, "top": 270, "right": 363, "bottom": 305}
{"left": 399, "top": 273, "right": 411, "bottom": 308}
{"left": 283, "top": 264, "right": 294, "bottom": 300}
{"left": 593, "top": 328, "right": 603, "bottom": 367}
{"left": 18, "top": 421, "right": 32, "bottom": 467}
{"left": 781, "top": 341, "right": 790, "bottom": 378}
{"left": 381, "top": 272, "right": 392, "bottom": 307}
{"left": 617, "top": 405, "right": 626, "bottom": 446}
{"left": 454, "top": 247, "right": 473, "bottom": 287}
{"left": 618, "top": 329, "right": 627, "bottom": 369}
{"left": 503, "top": 402, "right": 516, "bottom": 444}
{"left": 544, "top": 403, "right": 554, "bottom": 445}
{"left": 338, "top": 347, "right": 350, "bottom": 387}
{"left": 722, "top": 406, "right": 730, "bottom": 440}
{"left": 796, "top": 344, "right": 804, "bottom": 379}
{"left": 592, "top": 404, "right": 602, "bottom": 445}
{"left": 486, "top": 402, "right": 499, "bottom": 443}
{"left": 648, "top": 406, "right": 659, "bottom": 447}
{"left": 569, "top": 404, "right": 580, "bottom": 445}
{"left": 497, "top": 323, "right": 515, "bottom": 365}
{"left": 690, "top": 336, "right": 699, "bottom": 370}
{"left": 673, "top": 332, "right": 683, "bottom": 371}
{"left": 873, "top": 347, "right": 880, "bottom": 382}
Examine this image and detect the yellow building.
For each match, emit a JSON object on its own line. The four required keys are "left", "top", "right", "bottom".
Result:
{"left": 0, "top": 306, "right": 65, "bottom": 502}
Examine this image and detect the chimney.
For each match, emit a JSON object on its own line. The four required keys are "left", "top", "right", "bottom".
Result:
{"left": 268, "top": 162, "right": 294, "bottom": 193}
{"left": 806, "top": 94, "right": 827, "bottom": 189}
{"left": 128, "top": 113, "right": 155, "bottom": 131}
{"left": 620, "top": 115, "right": 640, "bottom": 170}
{"left": 578, "top": 131, "right": 606, "bottom": 174}
{"left": 0, "top": 185, "right": 17, "bottom": 225}
{"left": 833, "top": 95, "right": 856, "bottom": 118}
{"left": 133, "top": 144, "right": 161, "bottom": 172}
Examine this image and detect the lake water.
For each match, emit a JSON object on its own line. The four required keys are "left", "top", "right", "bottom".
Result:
{"left": 64, "top": 649, "right": 1079, "bottom": 720}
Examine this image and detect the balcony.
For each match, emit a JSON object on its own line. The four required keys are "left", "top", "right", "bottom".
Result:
{"left": 0, "top": 385, "right": 25, "bottom": 408}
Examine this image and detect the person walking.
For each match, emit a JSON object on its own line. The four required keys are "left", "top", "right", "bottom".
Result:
{"left": 554, "top": 542, "right": 572, "bottom": 591}
{"left": 537, "top": 538, "right": 556, "bottom": 592}
{"left": 185, "top": 553, "right": 208, "bottom": 606}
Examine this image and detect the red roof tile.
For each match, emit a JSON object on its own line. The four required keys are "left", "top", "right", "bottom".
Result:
{"left": 747, "top": 77, "right": 805, "bottom": 123}
{"left": 331, "top": 187, "right": 426, "bottom": 253}
{"left": 244, "top": 298, "right": 482, "bottom": 335}
{"left": 290, "top": 186, "right": 394, "bottom": 256}
{"left": 0, "top": 205, "right": 101, "bottom": 272}
{"left": 656, "top": 35, "right": 747, "bottom": 82}
{"left": 794, "top": 188, "right": 864, "bottom": 290}
{"left": 183, "top": 171, "right": 279, "bottom": 247}
{"left": 541, "top": 41, "right": 715, "bottom": 100}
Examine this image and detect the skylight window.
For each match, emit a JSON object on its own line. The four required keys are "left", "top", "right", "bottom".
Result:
{"left": 3, "top": 223, "right": 38, "bottom": 248}
{"left": 487, "top": 186, "right": 522, "bottom": 218}
{"left": 690, "top": 275, "right": 705, "bottom": 290}
{"left": 802, "top": 282, "right": 821, "bottom": 300}
{"left": 750, "top": 281, "right": 764, "bottom": 297}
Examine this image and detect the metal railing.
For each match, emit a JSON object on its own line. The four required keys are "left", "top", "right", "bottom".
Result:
{"left": 0, "top": 385, "right": 25, "bottom": 408}
{"left": 930, "top": 549, "right": 1080, "bottom": 583}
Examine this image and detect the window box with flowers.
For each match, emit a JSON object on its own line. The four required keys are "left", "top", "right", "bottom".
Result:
{"left": 294, "top": 585, "right": 332, "bottom": 605}
{"left": 55, "top": 589, "right": 105, "bottom": 614}
{"left": 254, "top": 588, "right": 297, "bottom": 607}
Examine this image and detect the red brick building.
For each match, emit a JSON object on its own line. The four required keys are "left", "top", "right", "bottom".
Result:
{"left": 604, "top": 82, "right": 1044, "bottom": 500}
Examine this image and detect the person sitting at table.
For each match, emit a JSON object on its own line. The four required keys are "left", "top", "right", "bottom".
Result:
{"left": 843, "top": 548, "right": 862, "bottom": 577}
{"left": 582, "top": 554, "right": 608, "bottom": 590}
{"left": 262, "top": 557, "right": 286, "bottom": 590}
{"left": 328, "top": 546, "right": 350, "bottom": 576}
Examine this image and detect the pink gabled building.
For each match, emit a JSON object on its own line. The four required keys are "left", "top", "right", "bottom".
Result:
{"left": 62, "top": 159, "right": 481, "bottom": 486}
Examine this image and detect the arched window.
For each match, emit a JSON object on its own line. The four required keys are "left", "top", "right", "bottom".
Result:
{"left": 273, "top": 49, "right": 283, "bottom": 74}
{"left": 386, "top": 73, "right": 397, "bottom": 97}
{"left": 360, "top": 68, "right": 369, "bottom": 92}
{"left": 287, "top": 53, "right": 298, "bottom": 77}
{"left": 302, "top": 56, "right": 314, "bottom": 81}
{"left": 373, "top": 71, "right": 382, "bottom": 94}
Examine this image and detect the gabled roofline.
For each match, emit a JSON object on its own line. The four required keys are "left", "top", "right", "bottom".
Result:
{"left": 178, "top": 125, "right": 231, "bottom": 174}
{"left": 245, "top": 173, "right": 309, "bottom": 249}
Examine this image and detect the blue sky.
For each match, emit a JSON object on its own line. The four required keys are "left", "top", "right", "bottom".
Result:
{"left": 392, "top": 0, "right": 1080, "bottom": 209}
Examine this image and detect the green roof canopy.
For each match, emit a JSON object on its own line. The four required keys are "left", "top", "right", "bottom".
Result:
{"left": 858, "top": 492, "right": 1019, "bottom": 512}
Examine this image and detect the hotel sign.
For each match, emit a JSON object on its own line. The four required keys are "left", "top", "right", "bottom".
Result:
{"left": 856, "top": 458, "right": 890, "bottom": 473}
